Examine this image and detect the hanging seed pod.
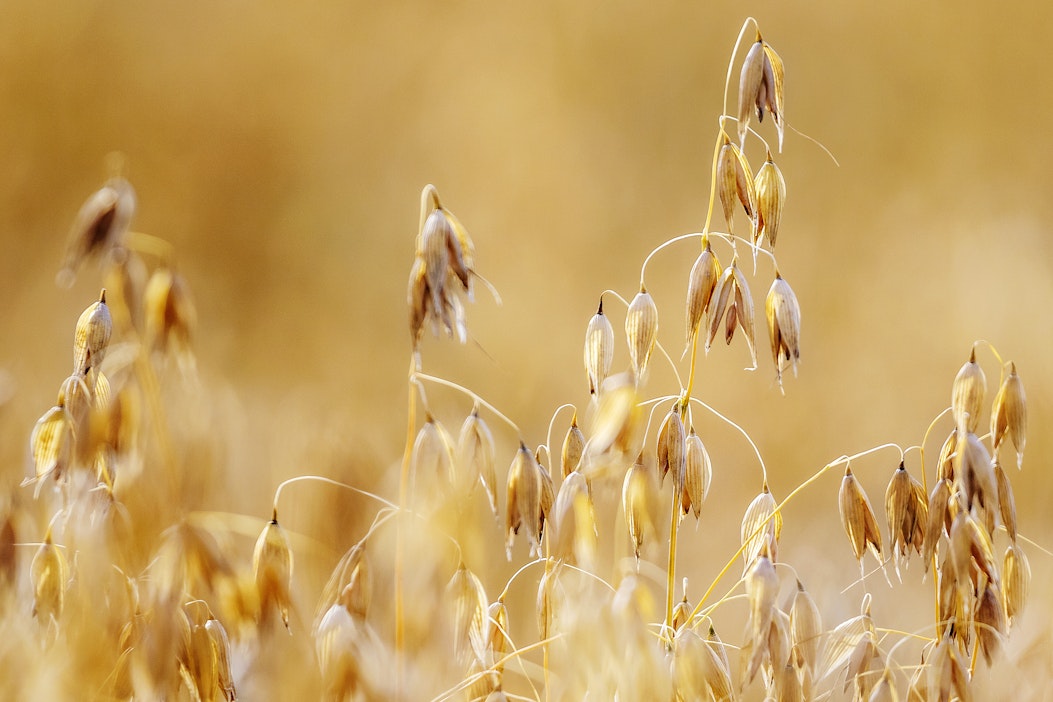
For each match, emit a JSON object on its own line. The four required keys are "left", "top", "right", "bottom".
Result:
{"left": 536, "top": 566, "right": 559, "bottom": 640}
{"left": 419, "top": 209, "right": 452, "bottom": 322}
{"left": 536, "top": 448, "right": 555, "bottom": 545}
{"left": 560, "top": 413, "right": 585, "bottom": 478}
{"left": 486, "top": 599, "right": 510, "bottom": 672}
{"left": 31, "top": 527, "right": 67, "bottom": 624}
{"left": 682, "top": 429, "right": 712, "bottom": 520}
{"left": 407, "top": 257, "right": 429, "bottom": 347}
{"left": 741, "top": 484, "right": 781, "bottom": 569}
{"left": 73, "top": 290, "right": 112, "bottom": 375}
{"left": 253, "top": 513, "right": 293, "bottom": 631}
{"left": 584, "top": 298, "right": 615, "bottom": 396}
{"left": 789, "top": 580, "right": 821, "bottom": 675}
{"left": 928, "top": 632, "right": 971, "bottom": 702}
{"left": 205, "top": 617, "right": 237, "bottom": 701}
{"left": 1003, "top": 543, "right": 1030, "bottom": 624}
{"left": 656, "top": 402, "right": 686, "bottom": 492}
{"left": 622, "top": 455, "right": 654, "bottom": 561}
{"left": 737, "top": 35, "right": 786, "bottom": 150}
{"left": 707, "top": 260, "right": 757, "bottom": 368}
{"left": 29, "top": 401, "right": 73, "bottom": 491}
{"left": 975, "top": 583, "right": 1006, "bottom": 666}
{"left": 587, "top": 372, "right": 643, "bottom": 464}
{"left": 57, "top": 177, "right": 136, "bottom": 287}
{"left": 684, "top": 242, "right": 723, "bottom": 353}
{"left": 922, "top": 479, "right": 954, "bottom": 570}
{"left": 994, "top": 460, "right": 1017, "bottom": 542}
{"left": 671, "top": 584, "right": 692, "bottom": 632}
{"left": 765, "top": 273, "right": 800, "bottom": 388}
{"left": 672, "top": 627, "right": 710, "bottom": 700}
{"left": 935, "top": 429, "right": 958, "bottom": 483}
{"left": 991, "top": 362, "right": 1027, "bottom": 469}
{"left": 716, "top": 136, "right": 756, "bottom": 234}
{"left": 956, "top": 431, "right": 997, "bottom": 515}
{"left": 505, "top": 444, "right": 542, "bottom": 560}
{"left": 457, "top": 409, "right": 497, "bottom": 515}
{"left": 754, "top": 154, "right": 786, "bottom": 251}
{"left": 550, "top": 471, "right": 596, "bottom": 567}
{"left": 884, "top": 462, "right": 928, "bottom": 573}
{"left": 744, "top": 552, "right": 779, "bottom": 683}
{"left": 446, "top": 563, "right": 489, "bottom": 667}
{"left": 144, "top": 268, "right": 196, "bottom": 359}
{"left": 186, "top": 617, "right": 219, "bottom": 702}
{"left": 410, "top": 414, "right": 456, "bottom": 493}
{"left": 951, "top": 349, "right": 985, "bottom": 433}
{"left": 948, "top": 511, "right": 998, "bottom": 589}
{"left": 625, "top": 287, "right": 659, "bottom": 386}
{"left": 838, "top": 466, "right": 883, "bottom": 567}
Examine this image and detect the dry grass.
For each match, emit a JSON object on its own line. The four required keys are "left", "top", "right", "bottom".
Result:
{"left": 0, "top": 10, "right": 1051, "bottom": 702}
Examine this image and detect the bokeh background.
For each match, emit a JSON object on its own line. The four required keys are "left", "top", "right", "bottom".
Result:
{"left": 0, "top": 0, "right": 1051, "bottom": 697}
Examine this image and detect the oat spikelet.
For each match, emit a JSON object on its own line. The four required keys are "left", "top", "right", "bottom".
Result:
{"left": 838, "top": 466, "right": 883, "bottom": 570}
{"left": 31, "top": 527, "right": 68, "bottom": 625}
{"left": 684, "top": 242, "right": 722, "bottom": 352}
{"left": 951, "top": 349, "right": 985, "bottom": 433}
{"left": 884, "top": 461, "right": 927, "bottom": 576}
{"left": 765, "top": 273, "right": 800, "bottom": 389}
{"left": 505, "top": 443, "right": 542, "bottom": 559}
{"left": 28, "top": 401, "right": 73, "bottom": 492}
{"left": 716, "top": 136, "right": 756, "bottom": 235}
{"left": 486, "top": 599, "right": 510, "bottom": 673}
{"left": 1002, "top": 543, "right": 1030, "bottom": 624}
{"left": 744, "top": 552, "right": 779, "bottom": 683}
{"left": 58, "top": 177, "right": 136, "bottom": 287}
{"left": 789, "top": 580, "right": 822, "bottom": 675}
{"left": 205, "top": 616, "right": 237, "bottom": 701}
{"left": 144, "top": 269, "right": 197, "bottom": 369}
{"left": 928, "top": 632, "right": 971, "bottom": 702}
{"left": 935, "top": 429, "right": 958, "bottom": 483}
{"left": 737, "top": 34, "right": 786, "bottom": 150}
{"left": 622, "top": 455, "right": 654, "bottom": 562}
{"left": 410, "top": 414, "right": 456, "bottom": 494}
{"left": 560, "top": 413, "right": 585, "bottom": 478}
{"left": 253, "top": 514, "right": 293, "bottom": 631}
{"left": 457, "top": 409, "right": 497, "bottom": 516}
{"left": 587, "top": 372, "right": 642, "bottom": 461}
{"left": 682, "top": 429, "right": 712, "bottom": 520}
{"left": 993, "top": 460, "right": 1017, "bottom": 542}
{"left": 584, "top": 298, "right": 615, "bottom": 396}
{"left": 707, "top": 259, "right": 757, "bottom": 368}
{"left": 446, "top": 563, "right": 489, "bottom": 667}
{"left": 975, "top": 583, "right": 1006, "bottom": 666}
{"left": 956, "top": 431, "right": 996, "bottom": 515}
{"left": 625, "top": 287, "right": 658, "bottom": 385}
{"left": 754, "top": 154, "right": 786, "bottom": 252}
{"left": 673, "top": 627, "right": 732, "bottom": 702}
{"left": 550, "top": 471, "right": 596, "bottom": 567}
{"left": 741, "top": 484, "right": 782, "bottom": 569}
{"left": 73, "top": 290, "right": 113, "bottom": 375}
{"left": 991, "top": 362, "right": 1027, "bottom": 468}
{"left": 656, "top": 402, "right": 686, "bottom": 492}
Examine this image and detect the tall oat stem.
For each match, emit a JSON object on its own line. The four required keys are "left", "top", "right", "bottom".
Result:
{"left": 395, "top": 355, "right": 418, "bottom": 695}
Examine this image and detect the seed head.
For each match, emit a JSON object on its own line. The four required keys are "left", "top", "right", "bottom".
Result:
{"left": 586, "top": 372, "right": 643, "bottom": 463}
{"left": 754, "top": 154, "right": 786, "bottom": 251}
{"left": 486, "top": 599, "right": 510, "bottom": 672}
{"left": 457, "top": 409, "right": 497, "bottom": 516}
{"left": 550, "top": 471, "right": 596, "bottom": 568}
{"left": 994, "top": 460, "right": 1017, "bottom": 542}
{"left": 656, "top": 402, "right": 686, "bottom": 492}
{"left": 73, "top": 290, "right": 113, "bottom": 375}
{"left": 765, "top": 273, "right": 800, "bottom": 389}
{"left": 991, "top": 362, "right": 1027, "bottom": 468}
{"left": 922, "top": 479, "right": 954, "bottom": 571}
{"left": 584, "top": 298, "right": 615, "bottom": 396}
{"left": 622, "top": 455, "right": 655, "bottom": 561}
{"left": 57, "top": 177, "right": 136, "bottom": 288}
{"left": 956, "top": 431, "right": 996, "bottom": 515}
{"left": 205, "top": 617, "right": 237, "bottom": 701}
{"left": 716, "top": 136, "right": 756, "bottom": 235}
{"left": 884, "top": 461, "right": 927, "bottom": 574}
{"left": 144, "top": 268, "right": 196, "bottom": 367}
{"left": 253, "top": 515, "right": 294, "bottom": 631}
{"left": 744, "top": 552, "right": 779, "bottom": 682}
{"left": 684, "top": 242, "right": 723, "bottom": 353}
{"left": 505, "top": 444, "right": 542, "bottom": 559}
{"left": 446, "top": 563, "right": 489, "bottom": 667}
{"left": 707, "top": 259, "right": 757, "bottom": 368}
{"left": 625, "top": 287, "right": 658, "bottom": 385}
{"left": 681, "top": 429, "right": 712, "bottom": 520}
{"left": 31, "top": 527, "right": 68, "bottom": 625}
{"left": 935, "top": 428, "right": 958, "bottom": 483}
{"left": 740, "top": 484, "right": 781, "bottom": 569}
{"left": 737, "top": 35, "right": 786, "bottom": 150}
{"left": 789, "top": 580, "right": 822, "bottom": 675}
{"left": 951, "top": 349, "right": 985, "bottom": 433}
{"left": 975, "top": 583, "right": 1006, "bottom": 666}
{"left": 560, "top": 413, "right": 586, "bottom": 478}
{"left": 29, "top": 402, "right": 73, "bottom": 492}
{"left": 1002, "top": 542, "right": 1030, "bottom": 623}
{"left": 410, "top": 415, "right": 456, "bottom": 496}
{"left": 838, "top": 466, "right": 883, "bottom": 567}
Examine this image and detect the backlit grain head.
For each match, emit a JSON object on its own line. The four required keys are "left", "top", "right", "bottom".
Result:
{"left": 550, "top": 471, "right": 596, "bottom": 568}
{"left": 505, "top": 443, "right": 542, "bottom": 560}
{"left": 789, "top": 580, "right": 822, "bottom": 674}
{"left": 956, "top": 431, "right": 996, "bottom": 515}
{"left": 936, "top": 428, "right": 958, "bottom": 483}
{"left": 446, "top": 562, "right": 488, "bottom": 667}
{"left": 744, "top": 552, "right": 779, "bottom": 683}
{"left": 253, "top": 514, "right": 294, "bottom": 631}
{"left": 994, "top": 459, "right": 1017, "bottom": 543}
{"left": 884, "top": 461, "right": 927, "bottom": 573}
{"left": 717, "top": 136, "right": 757, "bottom": 234}
{"left": 457, "top": 408, "right": 497, "bottom": 516}
{"left": 991, "top": 362, "right": 1027, "bottom": 468}
{"left": 58, "top": 177, "right": 136, "bottom": 288}
{"left": 622, "top": 454, "right": 655, "bottom": 561}
{"left": 682, "top": 429, "right": 712, "bottom": 520}
{"left": 31, "top": 527, "right": 68, "bottom": 625}
{"left": 560, "top": 413, "right": 586, "bottom": 478}
{"left": 144, "top": 268, "right": 196, "bottom": 363}
{"left": 975, "top": 583, "right": 1006, "bottom": 666}
{"left": 587, "top": 372, "right": 643, "bottom": 465}
{"left": 737, "top": 34, "right": 786, "bottom": 150}
{"left": 741, "top": 484, "right": 782, "bottom": 569}
{"left": 656, "top": 401, "right": 686, "bottom": 492}
{"left": 951, "top": 349, "right": 985, "bottom": 433}
{"left": 486, "top": 599, "right": 510, "bottom": 672}
{"left": 684, "top": 242, "right": 723, "bottom": 352}
{"left": 707, "top": 259, "right": 757, "bottom": 368}
{"left": 1002, "top": 542, "right": 1030, "bottom": 624}
{"left": 410, "top": 414, "right": 456, "bottom": 497}
{"left": 625, "top": 287, "right": 659, "bottom": 386}
{"left": 754, "top": 153, "right": 786, "bottom": 250}
{"left": 73, "top": 289, "right": 113, "bottom": 375}
{"left": 584, "top": 298, "right": 615, "bottom": 396}
{"left": 29, "top": 402, "right": 73, "bottom": 491}
{"left": 922, "top": 479, "right": 954, "bottom": 570}
{"left": 765, "top": 273, "right": 800, "bottom": 389}
{"left": 838, "top": 466, "right": 883, "bottom": 567}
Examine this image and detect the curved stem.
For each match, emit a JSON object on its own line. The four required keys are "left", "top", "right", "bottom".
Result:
{"left": 721, "top": 18, "right": 759, "bottom": 122}
{"left": 544, "top": 403, "right": 577, "bottom": 477}
{"left": 639, "top": 232, "right": 705, "bottom": 288}
{"left": 664, "top": 488, "right": 680, "bottom": 641}
{"left": 412, "top": 371, "right": 522, "bottom": 437}
{"left": 272, "top": 475, "right": 398, "bottom": 516}
{"left": 395, "top": 355, "right": 417, "bottom": 694}
{"left": 688, "top": 397, "right": 768, "bottom": 485}
{"left": 498, "top": 556, "right": 547, "bottom": 602}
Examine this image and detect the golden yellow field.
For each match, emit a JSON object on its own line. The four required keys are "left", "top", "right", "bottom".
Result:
{"left": 0, "top": 3, "right": 1050, "bottom": 700}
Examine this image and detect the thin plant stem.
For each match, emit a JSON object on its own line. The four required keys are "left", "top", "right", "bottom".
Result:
{"left": 664, "top": 487, "right": 680, "bottom": 641}
{"left": 412, "top": 371, "right": 522, "bottom": 437}
{"left": 688, "top": 396, "right": 768, "bottom": 485}
{"left": 395, "top": 354, "right": 417, "bottom": 695}
{"left": 272, "top": 475, "right": 398, "bottom": 515}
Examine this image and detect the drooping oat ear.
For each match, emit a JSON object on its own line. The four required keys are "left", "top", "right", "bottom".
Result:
{"left": 31, "top": 527, "right": 68, "bottom": 625}
{"left": 536, "top": 565, "right": 560, "bottom": 640}
{"left": 656, "top": 402, "right": 686, "bottom": 493}
{"left": 505, "top": 443, "right": 542, "bottom": 560}
{"left": 443, "top": 208, "right": 476, "bottom": 299}
{"left": 838, "top": 466, "right": 883, "bottom": 569}
{"left": 671, "top": 627, "right": 709, "bottom": 700}
{"left": 765, "top": 273, "right": 801, "bottom": 388}
{"left": 762, "top": 42, "right": 786, "bottom": 151}
{"left": 205, "top": 616, "right": 237, "bottom": 701}
{"left": 935, "top": 428, "right": 958, "bottom": 483}
{"left": 744, "top": 552, "right": 779, "bottom": 683}
{"left": 622, "top": 455, "right": 654, "bottom": 562}
{"left": 1002, "top": 542, "right": 1030, "bottom": 624}
{"left": 951, "top": 349, "right": 986, "bottom": 433}
{"left": 584, "top": 298, "right": 615, "bottom": 395}
{"left": 486, "top": 599, "right": 510, "bottom": 672}
{"left": 458, "top": 409, "right": 497, "bottom": 516}
{"left": 407, "top": 256, "right": 430, "bottom": 347}
{"left": 625, "top": 287, "right": 659, "bottom": 386}
{"left": 550, "top": 470, "right": 596, "bottom": 567}
{"left": 922, "top": 478, "right": 953, "bottom": 571}
{"left": 991, "top": 361, "right": 1027, "bottom": 468}
{"left": 560, "top": 413, "right": 585, "bottom": 478}
{"left": 754, "top": 154, "right": 786, "bottom": 252}
{"left": 587, "top": 372, "right": 642, "bottom": 462}
{"left": 253, "top": 515, "right": 294, "bottom": 631}
{"left": 975, "top": 582, "right": 1006, "bottom": 666}
{"left": 684, "top": 243, "right": 722, "bottom": 353}
{"left": 928, "top": 631, "right": 971, "bottom": 702}
{"left": 446, "top": 563, "right": 489, "bottom": 667}
{"left": 717, "top": 136, "right": 757, "bottom": 234}
{"left": 535, "top": 447, "right": 555, "bottom": 546}
{"left": 410, "top": 415, "right": 456, "bottom": 497}
{"left": 737, "top": 38, "right": 766, "bottom": 147}
{"left": 740, "top": 484, "right": 781, "bottom": 569}
{"left": 956, "top": 431, "right": 997, "bottom": 515}
{"left": 885, "top": 462, "right": 927, "bottom": 578}
{"left": 420, "top": 210, "right": 452, "bottom": 322}
{"left": 732, "top": 262, "right": 757, "bottom": 368}
{"left": 705, "top": 264, "right": 734, "bottom": 355}
{"left": 682, "top": 429, "right": 712, "bottom": 520}
{"left": 28, "top": 402, "right": 73, "bottom": 493}
{"left": 73, "top": 290, "right": 113, "bottom": 375}
{"left": 144, "top": 268, "right": 197, "bottom": 365}
{"left": 994, "top": 459, "right": 1017, "bottom": 542}
{"left": 789, "top": 580, "right": 821, "bottom": 675}
{"left": 58, "top": 178, "right": 136, "bottom": 288}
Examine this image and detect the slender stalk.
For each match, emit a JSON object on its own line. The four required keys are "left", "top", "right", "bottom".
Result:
{"left": 664, "top": 488, "right": 680, "bottom": 641}
{"left": 395, "top": 354, "right": 418, "bottom": 696}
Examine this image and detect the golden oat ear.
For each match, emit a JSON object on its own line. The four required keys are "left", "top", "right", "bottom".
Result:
{"left": 684, "top": 243, "right": 722, "bottom": 357}
{"left": 584, "top": 298, "right": 615, "bottom": 396}
{"left": 951, "top": 349, "right": 986, "bottom": 433}
{"left": 754, "top": 152, "right": 786, "bottom": 256}
{"left": 762, "top": 41, "right": 786, "bottom": 151}
{"left": 737, "top": 36, "right": 766, "bottom": 148}
{"left": 991, "top": 361, "right": 1027, "bottom": 468}
{"left": 560, "top": 413, "right": 585, "bottom": 479}
{"left": 625, "top": 287, "right": 658, "bottom": 388}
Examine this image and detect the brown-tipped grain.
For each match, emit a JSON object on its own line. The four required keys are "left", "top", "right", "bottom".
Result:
{"left": 716, "top": 138, "right": 756, "bottom": 234}
{"left": 754, "top": 155, "right": 786, "bottom": 250}
{"left": 457, "top": 409, "right": 497, "bottom": 515}
{"left": 622, "top": 455, "right": 654, "bottom": 561}
{"left": 560, "top": 414, "right": 585, "bottom": 478}
{"left": 922, "top": 479, "right": 953, "bottom": 570}
{"left": 625, "top": 288, "right": 658, "bottom": 385}
{"left": 73, "top": 290, "right": 113, "bottom": 375}
{"left": 991, "top": 362, "right": 1027, "bottom": 468}
{"left": 936, "top": 429, "right": 958, "bottom": 483}
{"left": 707, "top": 260, "right": 757, "bottom": 368}
{"left": 765, "top": 273, "right": 800, "bottom": 386}
{"left": 656, "top": 402, "right": 686, "bottom": 492}
{"left": 684, "top": 243, "right": 723, "bottom": 351}
{"left": 737, "top": 38, "right": 785, "bottom": 150}
{"left": 975, "top": 583, "right": 1006, "bottom": 666}
{"left": 741, "top": 485, "right": 781, "bottom": 569}
{"left": 584, "top": 299, "right": 615, "bottom": 395}
{"left": 838, "top": 466, "right": 883, "bottom": 566}
{"left": 884, "top": 462, "right": 927, "bottom": 567}
{"left": 31, "top": 528, "right": 67, "bottom": 624}
{"left": 682, "top": 429, "right": 712, "bottom": 520}
{"left": 789, "top": 580, "right": 822, "bottom": 674}
{"left": 951, "top": 349, "right": 986, "bottom": 433}
{"left": 1003, "top": 542, "right": 1030, "bottom": 624}
{"left": 956, "top": 431, "right": 997, "bottom": 515}
{"left": 253, "top": 516, "right": 293, "bottom": 631}
{"left": 446, "top": 563, "right": 489, "bottom": 666}
{"left": 994, "top": 460, "right": 1017, "bottom": 542}
{"left": 58, "top": 178, "right": 136, "bottom": 286}
{"left": 505, "top": 444, "right": 542, "bottom": 559}
{"left": 144, "top": 268, "right": 196, "bottom": 362}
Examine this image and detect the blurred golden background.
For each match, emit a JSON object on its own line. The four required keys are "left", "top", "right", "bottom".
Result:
{"left": 0, "top": 1, "right": 1051, "bottom": 697}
